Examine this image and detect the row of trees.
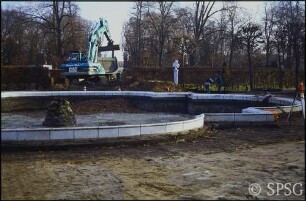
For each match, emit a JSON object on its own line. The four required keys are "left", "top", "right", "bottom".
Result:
{"left": 124, "top": 1, "right": 305, "bottom": 88}
{"left": 122, "top": 1, "right": 305, "bottom": 89}
{"left": 123, "top": 1, "right": 305, "bottom": 68}
{"left": 1, "top": 1, "right": 305, "bottom": 90}
{"left": 1, "top": 1, "right": 93, "bottom": 67}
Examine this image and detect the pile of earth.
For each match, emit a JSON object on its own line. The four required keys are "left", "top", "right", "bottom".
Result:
{"left": 51, "top": 77, "right": 186, "bottom": 92}
{"left": 43, "top": 99, "right": 76, "bottom": 127}
{"left": 120, "top": 78, "right": 186, "bottom": 92}
{"left": 70, "top": 99, "right": 146, "bottom": 115}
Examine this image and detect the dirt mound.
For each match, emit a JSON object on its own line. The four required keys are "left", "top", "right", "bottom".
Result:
{"left": 70, "top": 99, "right": 146, "bottom": 115}
{"left": 50, "top": 76, "right": 185, "bottom": 92}
{"left": 43, "top": 99, "right": 76, "bottom": 127}
{"left": 122, "top": 78, "right": 185, "bottom": 92}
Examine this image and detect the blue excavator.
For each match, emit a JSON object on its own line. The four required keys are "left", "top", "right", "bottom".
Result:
{"left": 60, "top": 18, "right": 120, "bottom": 84}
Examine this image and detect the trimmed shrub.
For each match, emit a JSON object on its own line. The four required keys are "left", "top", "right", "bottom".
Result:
{"left": 124, "top": 67, "right": 305, "bottom": 90}
{"left": 1, "top": 66, "right": 51, "bottom": 91}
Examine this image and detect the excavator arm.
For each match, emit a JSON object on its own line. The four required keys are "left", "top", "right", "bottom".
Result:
{"left": 87, "top": 18, "right": 119, "bottom": 62}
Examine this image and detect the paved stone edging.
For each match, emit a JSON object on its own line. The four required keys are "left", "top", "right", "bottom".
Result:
{"left": 188, "top": 93, "right": 301, "bottom": 123}
{"left": 1, "top": 114, "right": 204, "bottom": 141}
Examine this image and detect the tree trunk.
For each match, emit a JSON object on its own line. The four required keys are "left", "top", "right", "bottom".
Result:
{"left": 57, "top": 28, "right": 62, "bottom": 60}
{"left": 247, "top": 44, "right": 253, "bottom": 91}
{"left": 277, "top": 42, "right": 283, "bottom": 89}
{"left": 229, "top": 37, "right": 234, "bottom": 68}
{"left": 294, "top": 36, "right": 300, "bottom": 92}
{"left": 265, "top": 42, "right": 270, "bottom": 67}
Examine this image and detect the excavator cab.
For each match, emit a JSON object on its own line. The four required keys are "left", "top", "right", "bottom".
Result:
{"left": 61, "top": 50, "right": 105, "bottom": 81}
{"left": 65, "top": 51, "right": 87, "bottom": 63}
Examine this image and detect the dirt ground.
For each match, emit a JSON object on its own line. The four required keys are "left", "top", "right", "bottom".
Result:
{"left": 1, "top": 87, "right": 305, "bottom": 200}
{"left": 1, "top": 113, "right": 305, "bottom": 200}
{"left": 52, "top": 77, "right": 186, "bottom": 92}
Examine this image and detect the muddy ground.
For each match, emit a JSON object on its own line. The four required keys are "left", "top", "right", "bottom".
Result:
{"left": 1, "top": 113, "right": 305, "bottom": 200}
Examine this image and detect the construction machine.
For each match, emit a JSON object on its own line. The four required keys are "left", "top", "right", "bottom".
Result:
{"left": 60, "top": 18, "right": 120, "bottom": 84}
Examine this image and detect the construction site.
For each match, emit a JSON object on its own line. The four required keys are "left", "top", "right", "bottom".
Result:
{"left": 1, "top": 1, "right": 305, "bottom": 200}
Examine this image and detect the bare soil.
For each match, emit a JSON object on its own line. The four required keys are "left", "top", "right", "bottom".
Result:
{"left": 52, "top": 77, "right": 186, "bottom": 92}
{"left": 1, "top": 113, "right": 305, "bottom": 200}
{"left": 1, "top": 86, "right": 305, "bottom": 200}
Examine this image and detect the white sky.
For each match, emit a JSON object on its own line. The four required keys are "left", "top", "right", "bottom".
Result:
{"left": 76, "top": 2, "right": 133, "bottom": 60}
{"left": 2, "top": 1, "right": 265, "bottom": 61}
{"left": 76, "top": 1, "right": 265, "bottom": 60}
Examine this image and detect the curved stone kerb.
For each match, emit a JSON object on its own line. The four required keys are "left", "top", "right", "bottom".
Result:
{"left": 1, "top": 91, "right": 302, "bottom": 105}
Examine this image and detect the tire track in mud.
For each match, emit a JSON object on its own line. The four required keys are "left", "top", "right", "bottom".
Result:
{"left": 1, "top": 141, "right": 304, "bottom": 200}
{"left": 97, "top": 157, "right": 187, "bottom": 200}
{"left": 1, "top": 160, "right": 124, "bottom": 200}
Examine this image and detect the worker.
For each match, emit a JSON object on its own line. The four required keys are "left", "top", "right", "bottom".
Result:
{"left": 215, "top": 70, "right": 223, "bottom": 93}
{"left": 172, "top": 59, "right": 180, "bottom": 85}
{"left": 261, "top": 91, "right": 272, "bottom": 103}
{"left": 298, "top": 82, "right": 304, "bottom": 97}
{"left": 298, "top": 82, "right": 305, "bottom": 119}
{"left": 204, "top": 78, "right": 214, "bottom": 93}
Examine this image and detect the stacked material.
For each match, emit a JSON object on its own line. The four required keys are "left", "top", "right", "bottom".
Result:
{"left": 43, "top": 99, "right": 76, "bottom": 127}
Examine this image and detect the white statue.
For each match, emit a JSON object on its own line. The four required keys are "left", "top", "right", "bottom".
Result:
{"left": 172, "top": 59, "right": 180, "bottom": 85}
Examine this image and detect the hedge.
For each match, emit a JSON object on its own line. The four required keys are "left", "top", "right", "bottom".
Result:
{"left": 124, "top": 67, "right": 305, "bottom": 90}
{"left": 1, "top": 66, "right": 51, "bottom": 91}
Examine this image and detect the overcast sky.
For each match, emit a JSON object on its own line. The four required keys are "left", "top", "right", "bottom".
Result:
{"left": 76, "top": 1, "right": 264, "bottom": 60}
{"left": 2, "top": 1, "right": 265, "bottom": 61}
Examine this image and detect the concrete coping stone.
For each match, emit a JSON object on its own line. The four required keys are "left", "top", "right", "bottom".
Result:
{"left": 242, "top": 107, "right": 273, "bottom": 114}
{"left": 1, "top": 113, "right": 204, "bottom": 141}
{"left": 2, "top": 114, "right": 203, "bottom": 133}
{"left": 1, "top": 91, "right": 301, "bottom": 103}
{"left": 140, "top": 123, "right": 168, "bottom": 127}
{"left": 189, "top": 93, "right": 261, "bottom": 101}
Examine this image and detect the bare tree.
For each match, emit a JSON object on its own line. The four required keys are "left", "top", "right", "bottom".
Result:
{"left": 226, "top": 2, "right": 249, "bottom": 68}
{"left": 192, "top": 1, "right": 227, "bottom": 65}
{"left": 23, "top": 1, "right": 79, "bottom": 66}
{"left": 145, "top": 1, "right": 176, "bottom": 67}
{"left": 122, "top": 2, "right": 145, "bottom": 67}
{"left": 263, "top": 2, "right": 276, "bottom": 67}
{"left": 171, "top": 7, "right": 194, "bottom": 66}
{"left": 1, "top": 9, "right": 23, "bottom": 65}
{"left": 63, "top": 16, "right": 93, "bottom": 53}
{"left": 289, "top": 1, "right": 304, "bottom": 90}
{"left": 122, "top": 19, "right": 138, "bottom": 66}
{"left": 2, "top": 2, "right": 94, "bottom": 67}
{"left": 133, "top": 1, "right": 145, "bottom": 66}
{"left": 1, "top": 8, "right": 41, "bottom": 65}
{"left": 273, "top": 1, "right": 305, "bottom": 90}
{"left": 237, "top": 22, "right": 263, "bottom": 90}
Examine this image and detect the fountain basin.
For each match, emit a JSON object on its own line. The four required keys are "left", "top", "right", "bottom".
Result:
{"left": 1, "top": 91, "right": 302, "bottom": 142}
